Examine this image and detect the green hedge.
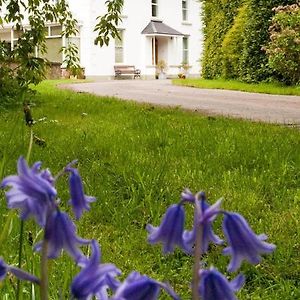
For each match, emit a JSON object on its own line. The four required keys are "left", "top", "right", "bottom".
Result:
{"left": 201, "top": 0, "right": 242, "bottom": 79}
{"left": 221, "top": 3, "right": 249, "bottom": 79}
{"left": 201, "top": 0, "right": 296, "bottom": 82}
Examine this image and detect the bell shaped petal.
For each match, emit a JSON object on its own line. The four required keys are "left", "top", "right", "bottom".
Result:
{"left": 0, "top": 259, "right": 7, "bottom": 281}
{"left": 66, "top": 167, "right": 96, "bottom": 220}
{"left": 146, "top": 204, "right": 186, "bottom": 254}
{"left": 71, "top": 240, "right": 121, "bottom": 300}
{"left": 34, "top": 210, "right": 90, "bottom": 263}
{"left": 1, "top": 157, "right": 57, "bottom": 226}
{"left": 181, "top": 188, "right": 196, "bottom": 202}
{"left": 0, "top": 258, "right": 39, "bottom": 284}
{"left": 222, "top": 212, "right": 276, "bottom": 272}
{"left": 199, "top": 267, "right": 245, "bottom": 300}
{"left": 183, "top": 198, "right": 223, "bottom": 254}
{"left": 112, "top": 271, "right": 179, "bottom": 300}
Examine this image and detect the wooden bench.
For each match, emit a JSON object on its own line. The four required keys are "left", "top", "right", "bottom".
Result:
{"left": 114, "top": 65, "right": 141, "bottom": 79}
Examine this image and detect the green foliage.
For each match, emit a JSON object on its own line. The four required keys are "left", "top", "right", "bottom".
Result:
{"left": 239, "top": 0, "right": 295, "bottom": 82}
{"left": 221, "top": 3, "right": 249, "bottom": 79}
{"left": 264, "top": 4, "right": 300, "bottom": 85}
{"left": 94, "top": 0, "right": 124, "bottom": 46}
{"left": 0, "top": 0, "right": 124, "bottom": 107}
{"left": 201, "top": 0, "right": 296, "bottom": 83}
{"left": 200, "top": 0, "right": 243, "bottom": 79}
{"left": 0, "top": 0, "right": 79, "bottom": 107}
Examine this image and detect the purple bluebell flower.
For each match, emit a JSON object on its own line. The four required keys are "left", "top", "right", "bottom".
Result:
{"left": 182, "top": 190, "right": 223, "bottom": 254}
{"left": 34, "top": 210, "right": 90, "bottom": 263}
{"left": 199, "top": 267, "right": 245, "bottom": 300}
{"left": 1, "top": 156, "right": 57, "bottom": 226}
{"left": 71, "top": 240, "right": 121, "bottom": 300}
{"left": 146, "top": 204, "right": 186, "bottom": 254}
{"left": 66, "top": 167, "right": 95, "bottom": 219}
{"left": 112, "top": 271, "right": 179, "bottom": 300}
{"left": 222, "top": 212, "right": 276, "bottom": 272}
{"left": 0, "top": 259, "right": 7, "bottom": 281}
{"left": 0, "top": 258, "right": 39, "bottom": 284}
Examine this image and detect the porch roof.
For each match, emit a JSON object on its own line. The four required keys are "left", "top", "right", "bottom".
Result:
{"left": 141, "top": 20, "right": 184, "bottom": 37}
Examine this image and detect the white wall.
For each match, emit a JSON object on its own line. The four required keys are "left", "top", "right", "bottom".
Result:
{"left": 69, "top": 0, "right": 203, "bottom": 78}
{"left": 0, "top": 0, "right": 203, "bottom": 78}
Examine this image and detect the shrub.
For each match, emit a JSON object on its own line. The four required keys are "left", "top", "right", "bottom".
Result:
{"left": 200, "top": 0, "right": 242, "bottom": 79}
{"left": 221, "top": 3, "right": 249, "bottom": 79}
{"left": 240, "top": 0, "right": 295, "bottom": 82}
{"left": 201, "top": 0, "right": 296, "bottom": 83}
{"left": 264, "top": 4, "right": 300, "bottom": 85}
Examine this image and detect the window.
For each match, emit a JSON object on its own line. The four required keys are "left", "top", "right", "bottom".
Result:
{"left": 38, "top": 25, "right": 63, "bottom": 62}
{"left": 182, "top": 0, "right": 188, "bottom": 21}
{"left": 182, "top": 37, "right": 189, "bottom": 63}
{"left": 49, "top": 25, "right": 62, "bottom": 37}
{"left": 115, "top": 30, "right": 124, "bottom": 63}
{"left": 152, "top": 0, "right": 158, "bottom": 17}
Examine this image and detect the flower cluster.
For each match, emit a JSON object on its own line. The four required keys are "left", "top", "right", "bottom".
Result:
{"left": 0, "top": 157, "right": 179, "bottom": 299}
{"left": 146, "top": 189, "right": 276, "bottom": 299}
{"left": 0, "top": 157, "right": 276, "bottom": 300}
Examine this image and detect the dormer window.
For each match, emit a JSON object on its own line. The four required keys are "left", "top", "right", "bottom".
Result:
{"left": 152, "top": 0, "right": 158, "bottom": 17}
{"left": 182, "top": 0, "right": 188, "bottom": 21}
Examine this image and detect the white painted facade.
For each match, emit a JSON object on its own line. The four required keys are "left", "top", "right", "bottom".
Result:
{"left": 0, "top": 0, "right": 203, "bottom": 79}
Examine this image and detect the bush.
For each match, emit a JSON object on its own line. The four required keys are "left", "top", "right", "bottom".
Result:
{"left": 200, "top": 0, "right": 242, "bottom": 79}
{"left": 264, "top": 4, "right": 300, "bottom": 85}
{"left": 221, "top": 3, "right": 249, "bottom": 79}
{"left": 240, "top": 0, "right": 295, "bottom": 82}
{"left": 201, "top": 0, "right": 296, "bottom": 83}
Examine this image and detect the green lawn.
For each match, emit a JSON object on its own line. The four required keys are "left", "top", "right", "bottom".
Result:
{"left": 0, "top": 80, "right": 299, "bottom": 299}
{"left": 173, "top": 78, "right": 300, "bottom": 96}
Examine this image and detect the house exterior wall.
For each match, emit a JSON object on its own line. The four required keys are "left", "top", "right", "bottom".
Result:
{"left": 69, "top": 0, "right": 203, "bottom": 78}
{"left": 0, "top": 0, "right": 203, "bottom": 79}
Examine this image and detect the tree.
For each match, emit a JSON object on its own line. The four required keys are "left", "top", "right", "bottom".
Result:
{"left": 0, "top": 0, "right": 124, "bottom": 107}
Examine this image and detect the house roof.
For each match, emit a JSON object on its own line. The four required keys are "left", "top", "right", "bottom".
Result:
{"left": 141, "top": 20, "right": 184, "bottom": 36}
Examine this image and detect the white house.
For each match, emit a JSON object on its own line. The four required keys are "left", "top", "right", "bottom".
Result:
{"left": 0, "top": 0, "right": 203, "bottom": 79}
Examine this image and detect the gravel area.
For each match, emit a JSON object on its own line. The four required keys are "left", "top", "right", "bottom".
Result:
{"left": 62, "top": 79, "right": 300, "bottom": 125}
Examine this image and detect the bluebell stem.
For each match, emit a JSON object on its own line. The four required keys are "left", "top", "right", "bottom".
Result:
{"left": 181, "top": 190, "right": 223, "bottom": 300}
{"left": 0, "top": 258, "right": 40, "bottom": 284}
{"left": 182, "top": 190, "right": 223, "bottom": 254}
{"left": 34, "top": 210, "right": 90, "bottom": 264}
{"left": 1, "top": 156, "right": 57, "bottom": 227}
{"left": 222, "top": 212, "right": 276, "bottom": 272}
{"left": 146, "top": 204, "right": 187, "bottom": 254}
{"left": 112, "top": 271, "right": 180, "bottom": 300}
{"left": 66, "top": 167, "right": 96, "bottom": 220}
{"left": 199, "top": 267, "right": 245, "bottom": 300}
{"left": 71, "top": 240, "right": 121, "bottom": 300}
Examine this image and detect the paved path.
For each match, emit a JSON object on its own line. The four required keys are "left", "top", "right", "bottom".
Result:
{"left": 62, "top": 80, "right": 300, "bottom": 124}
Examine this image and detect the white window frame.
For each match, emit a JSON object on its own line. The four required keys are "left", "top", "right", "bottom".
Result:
{"left": 182, "top": 37, "right": 189, "bottom": 63}
{"left": 115, "top": 30, "right": 124, "bottom": 64}
{"left": 182, "top": 0, "right": 188, "bottom": 21}
{"left": 152, "top": 0, "right": 158, "bottom": 17}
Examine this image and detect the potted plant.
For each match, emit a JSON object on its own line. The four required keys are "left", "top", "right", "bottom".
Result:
{"left": 178, "top": 62, "right": 191, "bottom": 79}
{"left": 156, "top": 59, "right": 167, "bottom": 79}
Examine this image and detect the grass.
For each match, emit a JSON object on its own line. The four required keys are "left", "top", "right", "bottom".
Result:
{"left": 172, "top": 78, "right": 300, "bottom": 96}
{"left": 0, "top": 80, "right": 299, "bottom": 299}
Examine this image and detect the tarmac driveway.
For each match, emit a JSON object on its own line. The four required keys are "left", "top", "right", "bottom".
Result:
{"left": 63, "top": 79, "right": 300, "bottom": 124}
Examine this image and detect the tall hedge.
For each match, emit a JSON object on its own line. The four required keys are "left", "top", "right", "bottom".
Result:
{"left": 201, "top": 0, "right": 296, "bottom": 82}
{"left": 240, "top": 0, "right": 295, "bottom": 82}
{"left": 200, "top": 0, "right": 242, "bottom": 79}
{"left": 221, "top": 3, "right": 249, "bottom": 79}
